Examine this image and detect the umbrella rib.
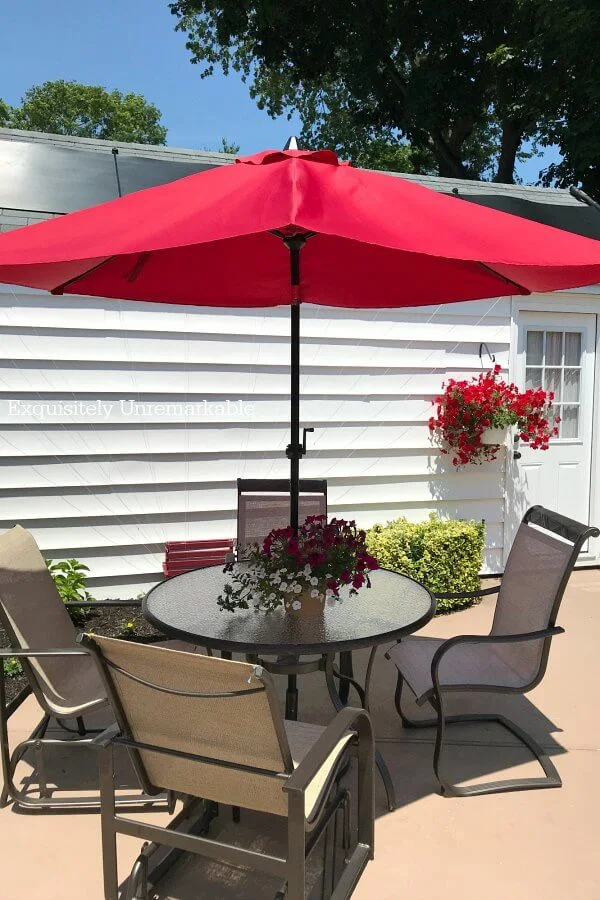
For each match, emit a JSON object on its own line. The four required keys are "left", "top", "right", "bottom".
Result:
{"left": 478, "top": 261, "right": 528, "bottom": 293}
{"left": 50, "top": 255, "right": 117, "bottom": 295}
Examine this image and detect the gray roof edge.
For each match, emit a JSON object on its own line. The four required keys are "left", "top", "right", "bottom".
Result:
{"left": 379, "top": 169, "right": 581, "bottom": 206}
{"left": 0, "top": 126, "right": 234, "bottom": 166}
{"left": 0, "top": 127, "right": 585, "bottom": 206}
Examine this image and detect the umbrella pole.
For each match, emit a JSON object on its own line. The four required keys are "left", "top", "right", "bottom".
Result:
{"left": 289, "top": 300, "right": 301, "bottom": 532}
{"left": 278, "top": 230, "right": 315, "bottom": 533}
{"left": 283, "top": 234, "right": 308, "bottom": 533}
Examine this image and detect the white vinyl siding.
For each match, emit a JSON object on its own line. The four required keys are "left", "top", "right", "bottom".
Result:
{"left": 0, "top": 287, "right": 509, "bottom": 596}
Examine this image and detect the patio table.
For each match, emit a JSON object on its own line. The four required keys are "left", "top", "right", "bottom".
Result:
{"left": 143, "top": 566, "right": 436, "bottom": 810}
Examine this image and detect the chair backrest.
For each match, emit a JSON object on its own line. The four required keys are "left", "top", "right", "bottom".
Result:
{"left": 82, "top": 635, "right": 295, "bottom": 815}
{"left": 491, "top": 506, "right": 599, "bottom": 686}
{"left": 237, "top": 478, "right": 327, "bottom": 554}
{"left": 0, "top": 525, "right": 104, "bottom": 714}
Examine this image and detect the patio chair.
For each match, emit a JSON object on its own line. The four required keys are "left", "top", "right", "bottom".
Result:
{"left": 387, "top": 505, "right": 599, "bottom": 797}
{"left": 81, "top": 635, "right": 374, "bottom": 900}
{"left": 0, "top": 524, "right": 197, "bottom": 810}
{"left": 237, "top": 478, "right": 327, "bottom": 557}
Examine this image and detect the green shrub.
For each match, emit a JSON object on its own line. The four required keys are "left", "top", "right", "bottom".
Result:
{"left": 46, "top": 558, "right": 95, "bottom": 625}
{"left": 366, "top": 514, "right": 485, "bottom": 612}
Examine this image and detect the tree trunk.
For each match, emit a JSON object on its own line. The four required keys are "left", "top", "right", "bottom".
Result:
{"left": 494, "top": 120, "right": 524, "bottom": 184}
{"left": 430, "top": 129, "right": 472, "bottom": 180}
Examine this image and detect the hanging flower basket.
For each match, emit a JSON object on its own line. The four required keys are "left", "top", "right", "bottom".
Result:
{"left": 480, "top": 426, "right": 510, "bottom": 446}
{"left": 218, "top": 516, "right": 378, "bottom": 615}
{"left": 428, "top": 364, "right": 559, "bottom": 467}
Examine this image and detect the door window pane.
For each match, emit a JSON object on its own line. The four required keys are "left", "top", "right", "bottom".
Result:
{"left": 563, "top": 368, "right": 581, "bottom": 403}
{"left": 561, "top": 405, "right": 579, "bottom": 439}
{"left": 525, "top": 367, "right": 543, "bottom": 390}
{"left": 564, "top": 332, "right": 582, "bottom": 366}
{"left": 544, "top": 368, "right": 562, "bottom": 400}
{"left": 526, "top": 331, "right": 544, "bottom": 365}
{"left": 522, "top": 327, "right": 586, "bottom": 441}
{"left": 545, "top": 332, "right": 563, "bottom": 366}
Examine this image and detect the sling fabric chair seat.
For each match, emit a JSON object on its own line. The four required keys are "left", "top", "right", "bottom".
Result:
{"left": 284, "top": 719, "right": 354, "bottom": 820}
{"left": 388, "top": 636, "right": 530, "bottom": 701}
{"left": 387, "top": 506, "right": 600, "bottom": 798}
{"left": 0, "top": 524, "right": 199, "bottom": 810}
{"left": 83, "top": 635, "right": 374, "bottom": 900}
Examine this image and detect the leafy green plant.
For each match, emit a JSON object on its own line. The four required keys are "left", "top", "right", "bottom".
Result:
{"left": 366, "top": 514, "right": 485, "bottom": 612}
{"left": 120, "top": 617, "right": 138, "bottom": 638}
{"left": 46, "top": 558, "right": 94, "bottom": 624}
{"left": 2, "top": 657, "right": 22, "bottom": 678}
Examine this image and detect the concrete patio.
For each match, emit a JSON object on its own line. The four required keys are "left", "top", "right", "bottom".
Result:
{"left": 1, "top": 568, "right": 598, "bottom": 899}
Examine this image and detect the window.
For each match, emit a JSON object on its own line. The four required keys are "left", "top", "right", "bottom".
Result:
{"left": 525, "top": 330, "right": 582, "bottom": 440}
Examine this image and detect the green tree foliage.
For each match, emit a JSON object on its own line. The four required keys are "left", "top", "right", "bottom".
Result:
{"left": 0, "top": 98, "right": 9, "bottom": 127}
{"left": 219, "top": 137, "right": 240, "bottom": 154}
{"left": 170, "top": 0, "right": 599, "bottom": 190}
{"left": 6, "top": 80, "right": 167, "bottom": 144}
{"left": 534, "top": 0, "right": 600, "bottom": 197}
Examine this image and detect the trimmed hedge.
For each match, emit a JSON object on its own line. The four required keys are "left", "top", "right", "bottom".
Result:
{"left": 366, "top": 514, "right": 485, "bottom": 612}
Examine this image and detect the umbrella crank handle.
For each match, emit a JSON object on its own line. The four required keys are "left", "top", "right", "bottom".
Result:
{"left": 302, "top": 427, "right": 314, "bottom": 456}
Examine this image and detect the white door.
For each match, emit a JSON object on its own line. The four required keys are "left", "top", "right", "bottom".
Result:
{"left": 505, "top": 311, "right": 597, "bottom": 559}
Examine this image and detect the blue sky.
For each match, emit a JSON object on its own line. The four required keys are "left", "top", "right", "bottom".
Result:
{"left": 1, "top": 0, "right": 555, "bottom": 182}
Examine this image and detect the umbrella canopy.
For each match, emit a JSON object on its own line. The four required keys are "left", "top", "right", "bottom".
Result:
{"left": 2, "top": 146, "right": 600, "bottom": 529}
{"left": 1, "top": 147, "right": 600, "bottom": 306}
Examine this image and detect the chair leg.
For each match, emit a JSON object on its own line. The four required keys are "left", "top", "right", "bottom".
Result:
{"left": 286, "top": 793, "right": 306, "bottom": 900}
{"left": 99, "top": 745, "right": 119, "bottom": 900}
{"left": 395, "top": 672, "right": 563, "bottom": 797}
{"left": 322, "top": 818, "right": 335, "bottom": 900}
{"left": 125, "top": 845, "right": 149, "bottom": 900}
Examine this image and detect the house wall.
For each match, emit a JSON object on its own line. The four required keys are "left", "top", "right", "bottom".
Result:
{"left": 0, "top": 285, "right": 510, "bottom": 597}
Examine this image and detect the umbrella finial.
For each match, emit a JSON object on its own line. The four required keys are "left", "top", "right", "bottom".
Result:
{"left": 284, "top": 136, "right": 300, "bottom": 150}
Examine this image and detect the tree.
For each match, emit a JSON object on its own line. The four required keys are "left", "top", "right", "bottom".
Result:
{"left": 0, "top": 98, "right": 9, "bottom": 127}
{"left": 534, "top": 0, "right": 600, "bottom": 197}
{"left": 170, "top": 0, "right": 597, "bottom": 188}
{"left": 6, "top": 80, "right": 167, "bottom": 144}
{"left": 219, "top": 137, "right": 240, "bottom": 154}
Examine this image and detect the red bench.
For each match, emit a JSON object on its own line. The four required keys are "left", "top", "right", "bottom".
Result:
{"left": 163, "top": 538, "right": 234, "bottom": 578}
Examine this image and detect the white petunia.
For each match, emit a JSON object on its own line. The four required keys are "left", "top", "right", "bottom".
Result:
{"left": 310, "top": 589, "right": 320, "bottom": 598}
{"left": 292, "top": 600, "right": 302, "bottom": 610}
{"left": 293, "top": 583, "right": 302, "bottom": 593}
{"left": 303, "top": 564, "right": 312, "bottom": 576}
{"left": 310, "top": 577, "right": 319, "bottom": 586}
{"left": 280, "top": 582, "right": 288, "bottom": 592}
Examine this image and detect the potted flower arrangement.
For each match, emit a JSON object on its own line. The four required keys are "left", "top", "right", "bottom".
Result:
{"left": 428, "top": 364, "right": 559, "bottom": 466}
{"left": 218, "top": 515, "right": 378, "bottom": 615}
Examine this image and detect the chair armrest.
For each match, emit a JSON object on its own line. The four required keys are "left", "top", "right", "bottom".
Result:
{"left": 64, "top": 599, "right": 142, "bottom": 608}
{"left": 284, "top": 706, "right": 373, "bottom": 795}
{"left": 430, "top": 626, "right": 565, "bottom": 681}
{"left": 434, "top": 583, "right": 501, "bottom": 601}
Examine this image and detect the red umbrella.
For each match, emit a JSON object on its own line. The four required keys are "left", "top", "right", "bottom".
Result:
{"left": 1, "top": 146, "right": 600, "bottom": 527}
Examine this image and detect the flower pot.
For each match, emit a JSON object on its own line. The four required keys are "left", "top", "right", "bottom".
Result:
{"left": 286, "top": 585, "right": 326, "bottom": 617}
{"left": 480, "top": 426, "right": 509, "bottom": 446}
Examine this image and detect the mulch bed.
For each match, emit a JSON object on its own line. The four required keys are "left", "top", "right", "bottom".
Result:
{"left": 1, "top": 602, "right": 163, "bottom": 707}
